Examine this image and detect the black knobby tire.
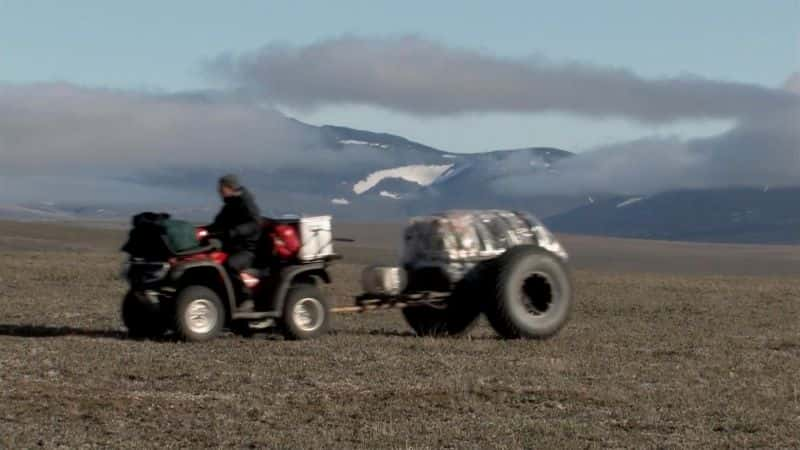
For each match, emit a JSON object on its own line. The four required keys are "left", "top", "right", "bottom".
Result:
{"left": 281, "top": 284, "right": 330, "bottom": 340}
{"left": 121, "top": 291, "right": 168, "bottom": 339}
{"left": 402, "top": 264, "right": 488, "bottom": 337}
{"left": 173, "top": 286, "right": 226, "bottom": 342}
{"left": 484, "top": 245, "right": 573, "bottom": 339}
{"left": 229, "top": 321, "right": 255, "bottom": 338}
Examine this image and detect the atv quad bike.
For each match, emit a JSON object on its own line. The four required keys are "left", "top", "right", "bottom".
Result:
{"left": 355, "top": 210, "right": 573, "bottom": 339}
{"left": 121, "top": 214, "right": 338, "bottom": 342}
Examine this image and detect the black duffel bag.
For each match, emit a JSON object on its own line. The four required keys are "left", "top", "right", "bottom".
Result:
{"left": 122, "top": 212, "right": 203, "bottom": 260}
{"left": 121, "top": 212, "right": 172, "bottom": 260}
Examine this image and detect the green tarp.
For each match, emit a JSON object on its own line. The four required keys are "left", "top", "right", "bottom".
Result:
{"left": 162, "top": 219, "right": 200, "bottom": 253}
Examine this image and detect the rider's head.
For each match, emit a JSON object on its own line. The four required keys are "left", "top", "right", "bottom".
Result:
{"left": 218, "top": 174, "right": 242, "bottom": 199}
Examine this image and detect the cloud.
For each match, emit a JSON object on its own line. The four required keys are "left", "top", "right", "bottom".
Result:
{"left": 1, "top": 39, "right": 798, "bottom": 206}
{"left": 0, "top": 83, "right": 315, "bottom": 174}
{"left": 0, "top": 175, "right": 202, "bottom": 205}
{"left": 0, "top": 83, "right": 399, "bottom": 176}
{"left": 209, "top": 36, "right": 798, "bottom": 122}
{"left": 0, "top": 82, "right": 398, "bottom": 203}
{"left": 785, "top": 72, "right": 800, "bottom": 94}
{"left": 493, "top": 105, "right": 800, "bottom": 196}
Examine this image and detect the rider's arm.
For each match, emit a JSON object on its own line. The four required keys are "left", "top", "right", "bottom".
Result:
{"left": 204, "top": 205, "right": 229, "bottom": 236}
{"left": 205, "top": 215, "right": 223, "bottom": 234}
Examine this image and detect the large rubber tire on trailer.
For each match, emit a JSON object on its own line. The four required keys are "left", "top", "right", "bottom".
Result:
{"left": 402, "top": 302, "right": 480, "bottom": 337}
{"left": 121, "top": 291, "right": 168, "bottom": 339}
{"left": 402, "top": 265, "right": 487, "bottom": 337}
{"left": 173, "top": 286, "right": 226, "bottom": 342}
{"left": 483, "top": 245, "right": 572, "bottom": 339}
{"left": 281, "top": 284, "right": 330, "bottom": 340}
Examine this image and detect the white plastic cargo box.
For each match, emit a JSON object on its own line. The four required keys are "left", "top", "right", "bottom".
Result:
{"left": 297, "top": 215, "right": 335, "bottom": 261}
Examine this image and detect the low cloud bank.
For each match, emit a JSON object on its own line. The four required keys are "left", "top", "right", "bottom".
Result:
{"left": 210, "top": 36, "right": 797, "bottom": 122}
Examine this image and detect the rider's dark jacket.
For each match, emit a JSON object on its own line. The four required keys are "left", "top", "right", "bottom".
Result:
{"left": 207, "top": 188, "right": 261, "bottom": 253}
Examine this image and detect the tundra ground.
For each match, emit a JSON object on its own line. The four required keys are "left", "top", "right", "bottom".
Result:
{"left": 0, "top": 221, "right": 798, "bottom": 448}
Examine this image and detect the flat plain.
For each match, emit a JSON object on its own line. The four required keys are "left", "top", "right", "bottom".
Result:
{"left": 0, "top": 220, "right": 798, "bottom": 448}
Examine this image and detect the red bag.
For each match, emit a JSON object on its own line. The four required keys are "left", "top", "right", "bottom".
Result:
{"left": 271, "top": 224, "right": 300, "bottom": 259}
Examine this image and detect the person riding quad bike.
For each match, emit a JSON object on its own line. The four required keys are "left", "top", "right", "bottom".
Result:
{"left": 205, "top": 174, "right": 262, "bottom": 310}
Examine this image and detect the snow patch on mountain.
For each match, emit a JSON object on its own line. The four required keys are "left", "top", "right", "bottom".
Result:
{"left": 529, "top": 160, "right": 551, "bottom": 168}
{"left": 353, "top": 164, "right": 453, "bottom": 195}
{"left": 430, "top": 163, "right": 471, "bottom": 186}
{"left": 616, "top": 197, "right": 644, "bottom": 208}
{"left": 338, "top": 139, "right": 389, "bottom": 149}
{"left": 379, "top": 191, "right": 401, "bottom": 199}
{"left": 0, "top": 204, "right": 74, "bottom": 219}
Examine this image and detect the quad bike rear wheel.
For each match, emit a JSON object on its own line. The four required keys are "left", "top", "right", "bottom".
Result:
{"left": 173, "top": 286, "right": 226, "bottom": 342}
{"left": 483, "top": 245, "right": 573, "bottom": 339}
{"left": 281, "top": 284, "right": 330, "bottom": 340}
{"left": 121, "top": 291, "right": 168, "bottom": 339}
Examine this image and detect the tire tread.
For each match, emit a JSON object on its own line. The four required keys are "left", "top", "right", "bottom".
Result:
{"left": 483, "top": 245, "right": 572, "bottom": 339}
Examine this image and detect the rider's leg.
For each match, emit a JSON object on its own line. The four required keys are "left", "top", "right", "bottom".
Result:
{"left": 227, "top": 250, "right": 255, "bottom": 272}
{"left": 225, "top": 251, "right": 255, "bottom": 307}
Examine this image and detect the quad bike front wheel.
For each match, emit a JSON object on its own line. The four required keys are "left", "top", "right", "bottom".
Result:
{"left": 281, "top": 284, "right": 330, "bottom": 340}
{"left": 173, "top": 286, "right": 226, "bottom": 342}
{"left": 121, "top": 291, "right": 168, "bottom": 339}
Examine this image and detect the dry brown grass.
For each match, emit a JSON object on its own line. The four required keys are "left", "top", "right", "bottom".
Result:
{"left": 0, "top": 221, "right": 798, "bottom": 448}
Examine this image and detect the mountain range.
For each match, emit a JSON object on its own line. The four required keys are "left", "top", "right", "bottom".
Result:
{"left": 2, "top": 115, "right": 797, "bottom": 244}
{"left": 546, "top": 187, "right": 800, "bottom": 244}
{"left": 129, "top": 119, "right": 587, "bottom": 220}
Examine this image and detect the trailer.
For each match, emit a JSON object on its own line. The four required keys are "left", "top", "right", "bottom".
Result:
{"left": 333, "top": 210, "right": 574, "bottom": 339}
